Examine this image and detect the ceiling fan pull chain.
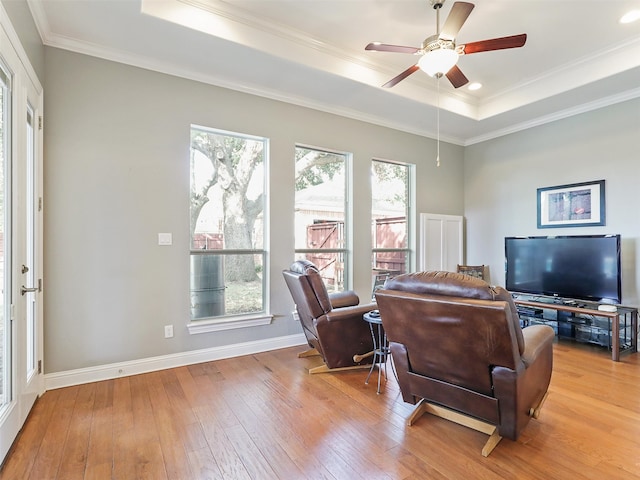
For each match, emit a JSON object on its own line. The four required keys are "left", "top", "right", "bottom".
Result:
{"left": 436, "top": 76, "right": 441, "bottom": 167}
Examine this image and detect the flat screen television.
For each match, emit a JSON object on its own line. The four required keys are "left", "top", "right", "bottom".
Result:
{"left": 505, "top": 234, "right": 621, "bottom": 304}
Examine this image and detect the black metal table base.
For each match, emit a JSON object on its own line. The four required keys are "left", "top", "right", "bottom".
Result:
{"left": 363, "top": 311, "right": 396, "bottom": 394}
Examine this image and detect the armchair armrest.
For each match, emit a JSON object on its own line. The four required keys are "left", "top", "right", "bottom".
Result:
{"left": 322, "top": 302, "right": 377, "bottom": 323}
{"left": 329, "top": 290, "right": 361, "bottom": 309}
{"left": 521, "top": 325, "right": 555, "bottom": 368}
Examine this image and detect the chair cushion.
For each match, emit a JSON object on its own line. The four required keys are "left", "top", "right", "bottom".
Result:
{"left": 329, "top": 290, "right": 360, "bottom": 309}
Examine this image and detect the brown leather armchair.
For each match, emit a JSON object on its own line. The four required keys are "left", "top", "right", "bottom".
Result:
{"left": 283, "top": 260, "right": 376, "bottom": 373}
{"left": 375, "top": 271, "right": 555, "bottom": 456}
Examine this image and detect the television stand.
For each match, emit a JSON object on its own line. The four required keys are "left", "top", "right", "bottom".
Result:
{"left": 512, "top": 294, "right": 637, "bottom": 362}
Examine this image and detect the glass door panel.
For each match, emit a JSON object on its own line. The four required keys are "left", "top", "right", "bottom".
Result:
{"left": 0, "top": 59, "right": 9, "bottom": 419}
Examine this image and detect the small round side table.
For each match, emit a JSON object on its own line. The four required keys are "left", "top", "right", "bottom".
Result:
{"left": 363, "top": 310, "right": 390, "bottom": 394}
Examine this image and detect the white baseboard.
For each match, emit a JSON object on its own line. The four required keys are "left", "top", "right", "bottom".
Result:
{"left": 44, "top": 333, "right": 307, "bottom": 391}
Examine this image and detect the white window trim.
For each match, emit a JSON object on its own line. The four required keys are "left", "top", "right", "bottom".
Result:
{"left": 189, "top": 125, "right": 270, "bottom": 324}
{"left": 294, "top": 144, "right": 352, "bottom": 290}
{"left": 371, "top": 158, "right": 416, "bottom": 272}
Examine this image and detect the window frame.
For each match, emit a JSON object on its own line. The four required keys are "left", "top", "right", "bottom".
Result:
{"left": 294, "top": 144, "right": 352, "bottom": 292}
{"left": 187, "top": 125, "right": 271, "bottom": 334}
{"left": 371, "top": 158, "right": 415, "bottom": 281}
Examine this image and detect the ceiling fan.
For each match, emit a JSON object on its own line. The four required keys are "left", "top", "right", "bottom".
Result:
{"left": 366, "top": 0, "right": 527, "bottom": 88}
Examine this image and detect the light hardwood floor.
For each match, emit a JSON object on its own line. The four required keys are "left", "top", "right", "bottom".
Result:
{"left": 1, "top": 341, "right": 639, "bottom": 479}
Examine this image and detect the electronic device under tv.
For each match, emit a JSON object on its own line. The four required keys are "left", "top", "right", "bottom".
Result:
{"left": 505, "top": 234, "right": 621, "bottom": 304}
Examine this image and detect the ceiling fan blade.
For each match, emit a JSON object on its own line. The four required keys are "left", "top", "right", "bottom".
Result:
{"left": 459, "top": 34, "right": 527, "bottom": 55}
{"left": 445, "top": 65, "right": 469, "bottom": 89}
{"left": 366, "top": 43, "right": 420, "bottom": 54}
{"left": 382, "top": 65, "right": 420, "bottom": 88}
{"left": 439, "top": 2, "right": 475, "bottom": 41}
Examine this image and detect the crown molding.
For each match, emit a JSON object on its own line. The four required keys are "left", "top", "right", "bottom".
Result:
{"left": 465, "top": 86, "right": 640, "bottom": 146}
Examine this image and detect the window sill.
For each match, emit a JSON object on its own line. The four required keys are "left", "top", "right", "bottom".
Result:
{"left": 187, "top": 313, "right": 273, "bottom": 335}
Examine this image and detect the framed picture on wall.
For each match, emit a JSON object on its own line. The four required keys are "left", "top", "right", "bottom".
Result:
{"left": 537, "top": 180, "right": 605, "bottom": 228}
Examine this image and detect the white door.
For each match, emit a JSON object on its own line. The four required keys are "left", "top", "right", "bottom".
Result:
{"left": 18, "top": 88, "right": 44, "bottom": 419}
{"left": 419, "top": 213, "right": 463, "bottom": 272}
{"left": 0, "top": 17, "right": 44, "bottom": 463}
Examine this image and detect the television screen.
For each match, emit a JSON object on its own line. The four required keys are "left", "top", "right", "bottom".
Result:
{"left": 505, "top": 235, "right": 621, "bottom": 304}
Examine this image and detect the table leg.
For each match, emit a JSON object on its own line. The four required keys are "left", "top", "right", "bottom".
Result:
{"left": 612, "top": 313, "right": 620, "bottom": 362}
{"left": 364, "top": 322, "right": 377, "bottom": 386}
{"left": 376, "top": 322, "right": 385, "bottom": 394}
{"left": 631, "top": 310, "right": 638, "bottom": 353}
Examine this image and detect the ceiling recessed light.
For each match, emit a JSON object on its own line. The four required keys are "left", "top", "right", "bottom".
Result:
{"left": 468, "top": 82, "right": 482, "bottom": 91}
{"left": 620, "top": 10, "right": 640, "bottom": 24}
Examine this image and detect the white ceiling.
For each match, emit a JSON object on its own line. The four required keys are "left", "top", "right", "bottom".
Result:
{"left": 27, "top": 0, "right": 640, "bottom": 145}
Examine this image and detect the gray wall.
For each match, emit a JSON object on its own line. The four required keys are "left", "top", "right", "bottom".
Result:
{"left": 44, "top": 47, "right": 464, "bottom": 373}
{"left": 464, "top": 98, "right": 640, "bottom": 306}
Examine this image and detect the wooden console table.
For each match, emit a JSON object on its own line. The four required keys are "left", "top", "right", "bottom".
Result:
{"left": 514, "top": 298, "right": 638, "bottom": 362}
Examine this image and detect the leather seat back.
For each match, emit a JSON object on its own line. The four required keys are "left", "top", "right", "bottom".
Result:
{"left": 377, "top": 271, "right": 524, "bottom": 396}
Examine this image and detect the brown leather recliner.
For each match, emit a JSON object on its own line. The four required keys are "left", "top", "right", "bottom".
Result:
{"left": 375, "top": 271, "right": 555, "bottom": 456}
{"left": 283, "top": 260, "right": 376, "bottom": 373}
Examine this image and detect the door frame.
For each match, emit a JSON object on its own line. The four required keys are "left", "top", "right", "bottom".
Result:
{"left": 0, "top": 5, "right": 44, "bottom": 464}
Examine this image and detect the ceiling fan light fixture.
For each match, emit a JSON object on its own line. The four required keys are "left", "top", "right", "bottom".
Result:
{"left": 418, "top": 48, "right": 458, "bottom": 77}
{"left": 620, "top": 10, "right": 640, "bottom": 24}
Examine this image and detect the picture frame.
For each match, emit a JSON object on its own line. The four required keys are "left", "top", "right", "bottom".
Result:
{"left": 537, "top": 180, "right": 605, "bottom": 228}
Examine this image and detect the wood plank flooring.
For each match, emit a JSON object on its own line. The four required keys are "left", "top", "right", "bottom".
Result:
{"left": 1, "top": 341, "right": 639, "bottom": 479}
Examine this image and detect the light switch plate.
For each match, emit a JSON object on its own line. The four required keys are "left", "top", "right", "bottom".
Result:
{"left": 158, "top": 233, "right": 172, "bottom": 245}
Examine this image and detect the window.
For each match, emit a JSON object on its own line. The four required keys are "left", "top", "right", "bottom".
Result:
{"left": 371, "top": 160, "right": 413, "bottom": 290}
{"left": 189, "top": 126, "right": 269, "bottom": 331}
{"left": 294, "top": 146, "right": 349, "bottom": 293}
